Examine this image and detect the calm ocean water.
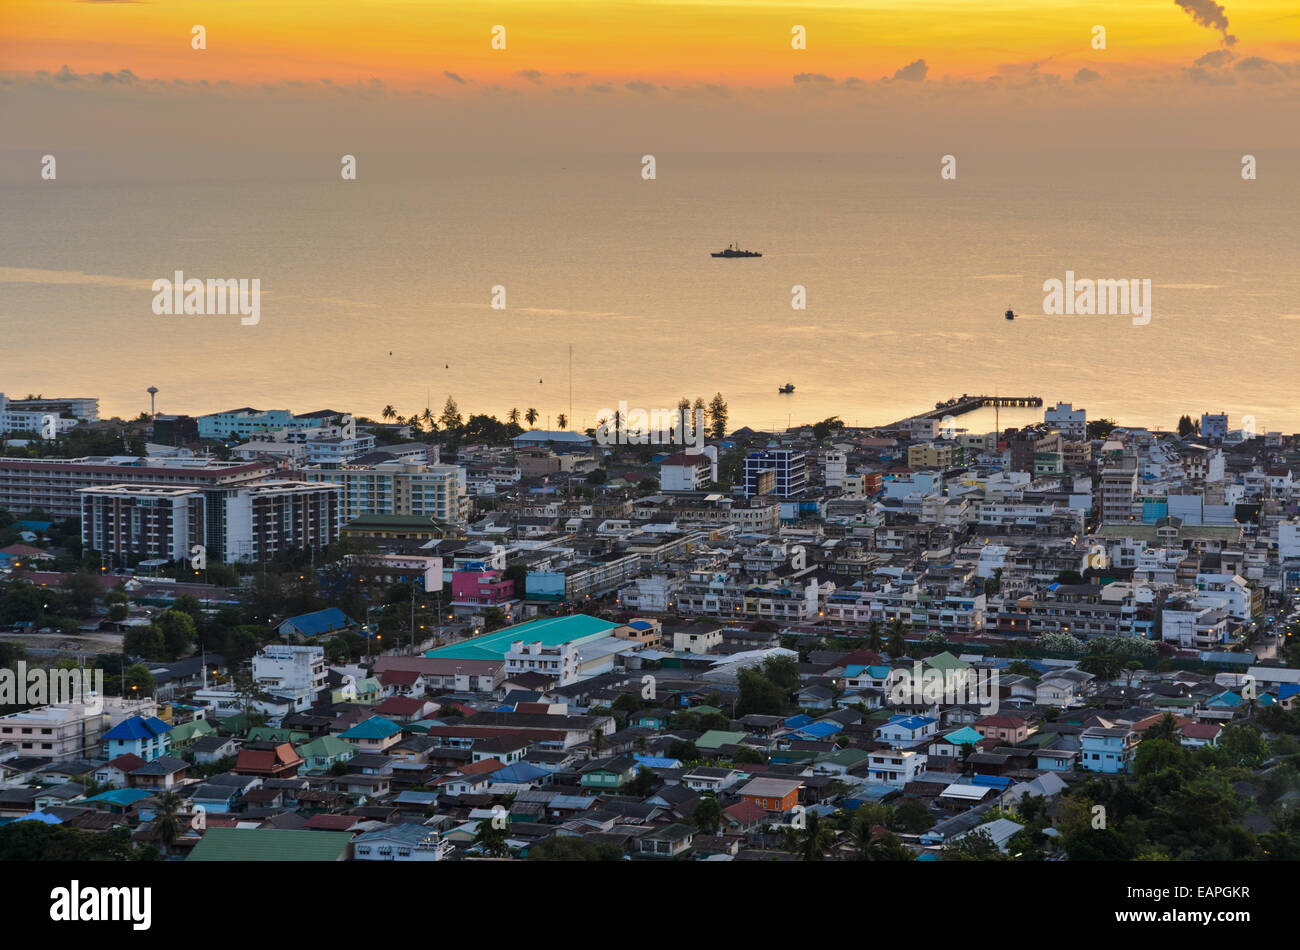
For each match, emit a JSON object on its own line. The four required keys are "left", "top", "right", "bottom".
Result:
{"left": 2, "top": 150, "right": 1297, "bottom": 433}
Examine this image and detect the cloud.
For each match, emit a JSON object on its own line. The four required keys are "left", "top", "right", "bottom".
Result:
{"left": 1193, "top": 49, "right": 1235, "bottom": 67}
{"left": 515, "top": 69, "right": 544, "bottom": 84}
{"left": 624, "top": 80, "right": 655, "bottom": 94}
{"left": 1074, "top": 67, "right": 1101, "bottom": 84}
{"left": 891, "top": 59, "right": 928, "bottom": 82}
{"left": 1234, "top": 56, "right": 1297, "bottom": 83}
{"left": 442, "top": 70, "right": 467, "bottom": 84}
{"left": 1188, "top": 66, "right": 1236, "bottom": 85}
{"left": 1174, "top": 0, "right": 1237, "bottom": 47}
{"left": 793, "top": 72, "right": 835, "bottom": 83}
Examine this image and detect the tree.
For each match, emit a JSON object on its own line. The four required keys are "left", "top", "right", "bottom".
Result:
{"left": 525, "top": 408, "right": 539, "bottom": 427}
{"left": 60, "top": 570, "right": 103, "bottom": 616}
{"left": 1086, "top": 418, "right": 1118, "bottom": 440}
{"left": 475, "top": 819, "right": 511, "bottom": 857}
{"left": 866, "top": 621, "right": 883, "bottom": 652}
{"left": 156, "top": 609, "right": 197, "bottom": 660}
{"left": 1145, "top": 712, "right": 1182, "bottom": 744}
{"left": 556, "top": 413, "right": 568, "bottom": 430}
{"left": 439, "top": 397, "right": 463, "bottom": 432}
{"left": 527, "top": 836, "right": 624, "bottom": 861}
{"left": 123, "top": 664, "right": 156, "bottom": 695}
{"left": 124, "top": 625, "right": 165, "bottom": 661}
{"left": 736, "top": 666, "right": 787, "bottom": 717}
{"left": 628, "top": 766, "right": 656, "bottom": 797}
{"left": 507, "top": 408, "right": 520, "bottom": 426}
{"left": 693, "top": 796, "right": 723, "bottom": 834}
{"left": 707, "top": 393, "right": 728, "bottom": 441}
{"left": 890, "top": 796, "right": 936, "bottom": 833}
{"left": 943, "top": 828, "right": 1005, "bottom": 861}
{"left": 798, "top": 810, "right": 834, "bottom": 861}
{"left": 886, "top": 619, "right": 907, "bottom": 659}
{"left": 811, "top": 416, "right": 845, "bottom": 441}
{"left": 150, "top": 790, "right": 185, "bottom": 855}
{"left": 1218, "top": 723, "right": 1268, "bottom": 768}
{"left": 382, "top": 405, "right": 396, "bottom": 422}
{"left": 1177, "top": 414, "right": 1198, "bottom": 438}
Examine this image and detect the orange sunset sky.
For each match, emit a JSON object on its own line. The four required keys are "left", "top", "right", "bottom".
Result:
{"left": 2, "top": 0, "right": 1298, "bottom": 154}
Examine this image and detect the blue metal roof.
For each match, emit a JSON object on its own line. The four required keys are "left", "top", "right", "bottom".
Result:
{"left": 784, "top": 714, "right": 814, "bottom": 729}
{"left": 104, "top": 715, "right": 172, "bottom": 741}
{"left": 971, "top": 774, "right": 1011, "bottom": 789}
{"left": 281, "top": 607, "right": 353, "bottom": 637}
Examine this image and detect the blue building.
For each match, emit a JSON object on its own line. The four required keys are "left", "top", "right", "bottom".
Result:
{"left": 1079, "top": 725, "right": 1136, "bottom": 774}
{"left": 102, "top": 715, "right": 173, "bottom": 762}
{"left": 743, "top": 450, "right": 806, "bottom": 498}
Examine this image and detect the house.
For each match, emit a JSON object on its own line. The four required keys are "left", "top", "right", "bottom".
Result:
{"left": 353, "top": 823, "right": 455, "bottom": 861}
{"left": 635, "top": 823, "right": 695, "bottom": 858}
{"left": 339, "top": 716, "right": 404, "bottom": 753}
{"left": 874, "top": 714, "right": 939, "bottom": 749}
{"left": 738, "top": 777, "right": 803, "bottom": 815}
{"left": 128, "top": 755, "right": 190, "bottom": 790}
{"left": 277, "top": 607, "right": 357, "bottom": 642}
{"left": 579, "top": 755, "right": 638, "bottom": 791}
{"left": 1035, "top": 749, "right": 1078, "bottom": 772}
{"left": 296, "top": 735, "right": 357, "bottom": 774}
{"left": 682, "top": 766, "right": 740, "bottom": 793}
{"left": 951, "top": 817, "right": 1025, "bottom": 852}
{"left": 723, "top": 798, "right": 767, "bottom": 834}
{"left": 102, "top": 716, "right": 172, "bottom": 762}
{"left": 1079, "top": 726, "right": 1137, "bottom": 774}
{"left": 232, "top": 742, "right": 304, "bottom": 778}
{"left": 929, "top": 726, "right": 983, "bottom": 761}
{"left": 432, "top": 759, "right": 505, "bottom": 796}
{"left": 1035, "top": 677, "right": 1079, "bottom": 706}
{"left": 93, "top": 753, "right": 147, "bottom": 789}
{"left": 378, "top": 668, "right": 428, "bottom": 698}
{"left": 1180, "top": 722, "right": 1222, "bottom": 748}
{"left": 166, "top": 719, "right": 216, "bottom": 750}
{"left": 974, "top": 714, "right": 1030, "bottom": 744}
{"left": 191, "top": 735, "right": 238, "bottom": 764}
{"left": 866, "top": 749, "right": 926, "bottom": 787}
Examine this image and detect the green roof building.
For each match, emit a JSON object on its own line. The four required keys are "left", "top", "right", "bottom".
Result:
{"left": 187, "top": 828, "right": 351, "bottom": 862}
{"left": 424, "top": 614, "right": 619, "bottom": 662}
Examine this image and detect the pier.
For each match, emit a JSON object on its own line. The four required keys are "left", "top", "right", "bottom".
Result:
{"left": 886, "top": 394, "right": 1044, "bottom": 430}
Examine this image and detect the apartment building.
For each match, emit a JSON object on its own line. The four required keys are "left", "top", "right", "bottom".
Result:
{"left": 305, "top": 461, "right": 463, "bottom": 526}
{"left": 743, "top": 450, "right": 806, "bottom": 498}
{"left": 0, "top": 456, "right": 275, "bottom": 520}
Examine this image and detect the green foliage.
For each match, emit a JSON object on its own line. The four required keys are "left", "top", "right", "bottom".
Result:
{"left": 526, "top": 836, "right": 624, "bottom": 861}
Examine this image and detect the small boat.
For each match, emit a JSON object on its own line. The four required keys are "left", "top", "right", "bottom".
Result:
{"left": 1005, "top": 309, "right": 1016, "bottom": 321}
{"left": 712, "top": 243, "right": 762, "bottom": 258}
{"left": 778, "top": 383, "right": 795, "bottom": 394}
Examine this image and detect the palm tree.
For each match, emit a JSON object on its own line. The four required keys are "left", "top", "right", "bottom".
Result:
{"left": 887, "top": 618, "right": 908, "bottom": 659}
{"left": 867, "top": 620, "right": 883, "bottom": 653}
{"left": 557, "top": 413, "right": 568, "bottom": 430}
{"left": 381, "top": 404, "right": 396, "bottom": 422}
{"left": 151, "top": 790, "right": 185, "bottom": 855}
{"left": 525, "top": 408, "right": 539, "bottom": 427}
{"left": 799, "top": 811, "right": 834, "bottom": 861}
{"left": 422, "top": 407, "right": 434, "bottom": 430}
{"left": 507, "top": 408, "right": 520, "bottom": 426}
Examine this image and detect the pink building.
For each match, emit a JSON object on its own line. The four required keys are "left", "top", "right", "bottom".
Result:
{"left": 451, "top": 569, "right": 515, "bottom": 606}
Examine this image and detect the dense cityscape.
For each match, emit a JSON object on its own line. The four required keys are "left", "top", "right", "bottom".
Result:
{"left": 1, "top": 389, "right": 1298, "bottom": 864}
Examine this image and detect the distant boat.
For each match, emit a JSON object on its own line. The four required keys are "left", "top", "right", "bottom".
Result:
{"left": 778, "top": 383, "right": 795, "bottom": 394}
{"left": 1005, "top": 309, "right": 1016, "bottom": 321}
{"left": 712, "top": 243, "right": 762, "bottom": 258}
